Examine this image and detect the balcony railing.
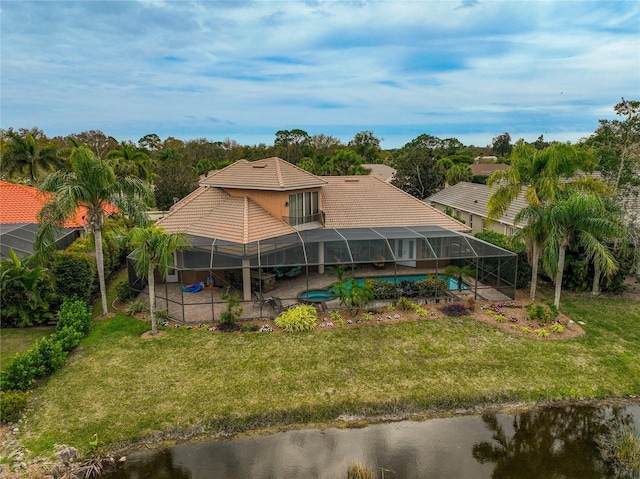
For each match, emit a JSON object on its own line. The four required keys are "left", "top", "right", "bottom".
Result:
{"left": 283, "top": 212, "right": 324, "bottom": 227}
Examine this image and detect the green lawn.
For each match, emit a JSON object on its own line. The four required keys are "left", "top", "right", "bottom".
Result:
{"left": 1, "top": 326, "right": 56, "bottom": 371}
{"left": 18, "top": 292, "right": 640, "bottom": 457}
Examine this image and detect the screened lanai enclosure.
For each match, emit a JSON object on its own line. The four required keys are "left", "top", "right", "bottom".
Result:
{"left": 128, "top": 225, "right": 518, "bottom": 323}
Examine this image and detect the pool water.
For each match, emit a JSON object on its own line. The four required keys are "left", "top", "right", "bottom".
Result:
{"left": 356, "top": 274, "right": 468, "bottom": 291}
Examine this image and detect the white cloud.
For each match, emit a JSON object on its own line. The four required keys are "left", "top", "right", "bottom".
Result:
{"left": 1, "top": 0, "right": 638, "bottom": 147}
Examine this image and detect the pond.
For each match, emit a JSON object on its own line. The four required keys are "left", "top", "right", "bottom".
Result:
{"left": 103, "top": 401, "right": 639, "bottom": 479}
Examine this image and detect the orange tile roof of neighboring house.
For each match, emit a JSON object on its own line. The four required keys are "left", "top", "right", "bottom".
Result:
{"left": 200, "top": 157, "right": 326, "bottom": 191}
{"left": 0, "top": 181, "right": 117, "bottom": 227}
{"left": 321, "top": 176, "right": 469, "bottom": 231}
{"left": 156, "top": 186, "right": 296, "bottom": 243}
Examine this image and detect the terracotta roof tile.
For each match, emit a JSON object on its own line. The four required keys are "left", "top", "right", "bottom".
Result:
{"left": 321, "top": 176, "right": 469, "bottom": 231}
{"left": 0, "top": 181, "right": 116, "bottom": 227}
{"left": 200, "top": 158, "right": 326, "bottom": 191}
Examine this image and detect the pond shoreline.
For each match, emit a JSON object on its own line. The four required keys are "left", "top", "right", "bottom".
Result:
{"left": 107, "top": 396, "right": 640, "bottom": 455}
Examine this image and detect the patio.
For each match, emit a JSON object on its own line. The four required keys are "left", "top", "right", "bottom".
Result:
{"left": 132, "top": 262, "right": 514, "bottom": 323}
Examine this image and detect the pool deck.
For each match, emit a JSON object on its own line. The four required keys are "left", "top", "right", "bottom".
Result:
{"left": 135, "top": 264, "right": 512, "bottom": 323}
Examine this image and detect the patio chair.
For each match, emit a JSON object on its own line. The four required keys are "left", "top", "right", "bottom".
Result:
{"left": 268, "top": 296, "right": 297, "bottom": 314}
{"left": 253, "top": 291, "right": 269, "bottom": 308}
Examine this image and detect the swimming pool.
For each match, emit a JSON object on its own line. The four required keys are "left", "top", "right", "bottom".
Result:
{"left": 355, "top": 274, "right": 468, "bottom": 291}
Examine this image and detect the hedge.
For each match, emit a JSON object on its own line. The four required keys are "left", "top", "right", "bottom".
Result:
{"left": 0, "top": 298, "right": 91, "bottom": 395}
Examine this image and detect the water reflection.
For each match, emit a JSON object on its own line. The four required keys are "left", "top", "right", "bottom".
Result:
{"left": 472, "top": 404, "right": 636, "bottom": 478}
{"left": 104, "top": 403, "right": 639, "bottom": 479}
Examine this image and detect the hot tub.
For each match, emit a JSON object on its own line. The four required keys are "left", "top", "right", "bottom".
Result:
{"left": 298, "top": 289, "right": 336, "bottom": 303}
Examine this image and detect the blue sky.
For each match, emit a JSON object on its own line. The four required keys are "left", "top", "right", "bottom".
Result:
{"left": 1, "top": 1, "right": 638, "bottom": 149}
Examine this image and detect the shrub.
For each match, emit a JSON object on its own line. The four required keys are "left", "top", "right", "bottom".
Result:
{"left": 0, "top": 390, "right": 29, "bottom": 423}
{"left": 0, "top": 349, "right": 44, "bottom": 391}
{"left": 31, "top": 336, "right": 67, "bottom": 375}
{"left": 368, "top": 279, "right": 396, "bottom": 299}
{"left": 329, "top": 311, "right": 345, "bottom": 325}
{"left": 534, "top": 328, "right": 550, "bottom": 338}
{"left": 50, "top": 250, "right": 96, "bottom": 303}
{"left": 126, "top": 299, "right": 149, "bottom": 315}
{"left": 275, "top": 305, "right": 318, "bottom": 332}
{"left": 397, "top": 296, "right": 415, "bottom": 311}
{"left": 114, "top": 280, "right": 132, "bottom": 302}
{"left": 57, "top": 297, "right": 92, "bottom": 337}
{"left": 415, "top": 276, "right": 448, "bottom": 298}
{"left": 525, "top": 302, "right": 558, "bottom": 324}
{"left": 413, "top": 305, "right": 428, "bottom": 317}
{"left": 550, "top": 323, "right": 565, "bottom": 334}
{"left": 0, "top": 250, "right": 57, "bottom": 328}
{"left": 362, "top": 311, "right": 375, "bottom": 321}
{"left": 0, "top": 298, "right": 91, "bottom": 391}
{"left": 440, "top": 303, "right": 468, "bottom": 317}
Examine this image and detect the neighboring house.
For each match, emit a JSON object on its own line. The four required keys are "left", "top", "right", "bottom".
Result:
{"left": 469, "top": 163, "right": 509, "bottom": 177}
{"left": 362, "top": 163, "right": 396, "bottom": 183}
{"left": 0, "top": 181, "right": 116, "bottom": 258}
{"left": 147, "top": 158, "right": 517, "bottom": 312}
{"left": 425, "top": 182, "right": 527, "bottom": 236}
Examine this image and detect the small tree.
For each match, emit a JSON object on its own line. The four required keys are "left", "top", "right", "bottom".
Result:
{"left": 128, "top": 226, "right": 190, "bottom": 334}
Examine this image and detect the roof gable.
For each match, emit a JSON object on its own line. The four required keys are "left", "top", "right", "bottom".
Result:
{"left": 425, "top": 182, "right": 527, "bottom": 227}
{"left": 200, "top": 157, "right": 326, "bottom": 191}
{"left": 156, "top": 186, "right": 296, "bottom": 243}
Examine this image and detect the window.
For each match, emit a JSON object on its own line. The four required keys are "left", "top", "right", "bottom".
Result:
{"left": 469, "top": 214, "right": 473, "bottom": 228}
{"left": 288, "top": 191, "right": 319, "bottom": 226}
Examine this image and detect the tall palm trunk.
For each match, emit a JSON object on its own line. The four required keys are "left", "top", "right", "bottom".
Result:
{"left": 592, "top": 260, "right": 601, "bottom": 296}
{"left": 94, "top": 228, "right": 108, "bottom": 316}
{"left": 554, "top": 243, "right": 567, "bottom": 308}
{"left": 148, "top": 262, "right": 157, "bottom": 334}
{"left": 529, "top": 243, "right": 539, "bottom": 301}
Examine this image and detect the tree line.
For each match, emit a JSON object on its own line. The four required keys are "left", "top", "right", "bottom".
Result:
{"left": 1, "top": 126, "right": 543, "bottom": 210}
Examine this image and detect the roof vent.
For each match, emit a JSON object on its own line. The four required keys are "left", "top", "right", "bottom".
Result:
{"left": 252, "top": 164, "right": 267, "bottom": 168}
{"left": 344, "top": 179, "right": 359, "bottom": 182}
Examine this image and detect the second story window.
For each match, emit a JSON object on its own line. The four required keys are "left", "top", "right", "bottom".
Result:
{"left": 288, "top": 191, "right": 319, "bottom": 226}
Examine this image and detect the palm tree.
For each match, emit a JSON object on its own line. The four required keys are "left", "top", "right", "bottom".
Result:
{"left": 487, "top": 143, "right": 605, "bottom": 300}
{"left": 444, "top": 264, "right": 475, "bottom": 291}
{"left": 128, "top": 226, "right": 190, "bottom": 334}
{"left": 36, "top": 146, "right": 152, "bottom": 315}
{"left": 106, "top": 141, "right": 154, "bottom": 181}
{"left": 2, "top": 128, "right": 60, "bottom": 183}
{"left": 541, "top": 192, "right": 625, "bottom": 308}
{"left": 513, "top": 204, "right": 546, "bottom": 301}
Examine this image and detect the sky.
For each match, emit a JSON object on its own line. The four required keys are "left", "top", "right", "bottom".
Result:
{"left": 1, "top": 1, "right": 639, "bottom": 150}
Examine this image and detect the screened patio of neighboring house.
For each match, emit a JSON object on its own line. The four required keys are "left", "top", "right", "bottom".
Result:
{"left": 128, "top": 225, "right": 518, "bottom": 323}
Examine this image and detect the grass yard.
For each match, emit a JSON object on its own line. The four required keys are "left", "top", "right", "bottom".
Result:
{"left": 17, "top": 292, "right": 640, "bottom": 458}
{"left": 0, "top": 326, "right": 55, "bottom": 372}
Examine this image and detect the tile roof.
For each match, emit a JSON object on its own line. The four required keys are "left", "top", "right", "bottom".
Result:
{"left": 155, "top": 186, "right": 296, "bottom": 243}
{"left": 321, "top": 176, "right": 469, "bottom": 231}
{"left": 362, "top": 164, "right": 396, "bottom": 182}
{"left": 200, "top": 157, "right": 326, "bottom": 191}
{"left": 469, "top": 164, "right": 509, "bottom": 176}
{"left": 425, "top": 181, "right": 527, "bottom": 227}
{"left": 0, "top": 180, "right": 106, "bottom": 227}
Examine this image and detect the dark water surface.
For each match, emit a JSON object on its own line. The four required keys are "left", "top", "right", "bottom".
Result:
{"left": 103, "top": 402, "right": 639, "bottom": 479}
